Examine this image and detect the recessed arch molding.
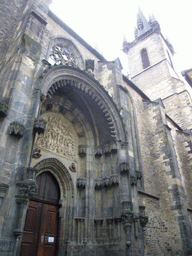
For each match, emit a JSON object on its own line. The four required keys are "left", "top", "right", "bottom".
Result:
{"left": 34, "top": 158, "right": 74, "bottom": 199}
{"left": 39, "top": 65, "right": 126, "bottom": 143}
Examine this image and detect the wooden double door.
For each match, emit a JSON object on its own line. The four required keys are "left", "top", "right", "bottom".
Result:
{"left": 20, "top": 172, "right": 60, "bottom": 256}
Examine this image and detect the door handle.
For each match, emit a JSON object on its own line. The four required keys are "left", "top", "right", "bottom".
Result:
{"left": 41, "top": 235, "right": 44, "bottom": 243}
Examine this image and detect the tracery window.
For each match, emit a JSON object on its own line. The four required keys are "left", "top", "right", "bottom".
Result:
{"left": 141, "top": 48, "right": 150, "bottom": 69}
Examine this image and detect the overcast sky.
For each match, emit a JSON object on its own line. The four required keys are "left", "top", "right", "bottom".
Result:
{"left": 50, "top": 0, "right": 192, "bottom": 76}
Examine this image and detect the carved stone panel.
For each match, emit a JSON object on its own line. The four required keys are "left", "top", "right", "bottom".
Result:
{"left": 35, "top": 112, "right": 78, "bottom": 160}
{"left": 47, "top": 38, "right": 84, "bottom": 69}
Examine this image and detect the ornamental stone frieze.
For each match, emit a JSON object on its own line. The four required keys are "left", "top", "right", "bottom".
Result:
{"left": 105, "top": 142, "right": 118, "bottom": 155}
{"left": 95, "top": 142, "right": 117, "bottom": 157}
{"left": 95, "top": 174, "right": 119, "bottom": 189}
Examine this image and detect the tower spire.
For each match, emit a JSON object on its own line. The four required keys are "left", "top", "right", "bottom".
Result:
{"left": 135, "top": 8, "right": 159, "bottom": 39}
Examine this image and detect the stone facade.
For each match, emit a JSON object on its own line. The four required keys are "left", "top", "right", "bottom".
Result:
{"left": 0, "top": 2, "right": 191, "bottom": 256}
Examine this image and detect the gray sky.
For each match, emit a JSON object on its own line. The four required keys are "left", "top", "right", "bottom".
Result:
{"left": 50, "top": 0, "right": 192, "bottom": 76}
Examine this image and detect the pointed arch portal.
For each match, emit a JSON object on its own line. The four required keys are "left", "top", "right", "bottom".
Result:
{"left": 20, "top": 172, "right": 60, "bottom": 256}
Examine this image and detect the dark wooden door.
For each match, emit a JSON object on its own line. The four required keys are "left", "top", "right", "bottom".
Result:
{"left": 20, "top": 172, "right": 60, "bottom": 256}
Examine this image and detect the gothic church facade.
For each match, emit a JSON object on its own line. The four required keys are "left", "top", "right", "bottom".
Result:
{"left": 0, "top": 0, "right": 192, "bottom": 255}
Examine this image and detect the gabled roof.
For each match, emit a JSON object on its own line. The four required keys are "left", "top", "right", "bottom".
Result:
{"left": 48, "top": 10, "right": 106, "bottom": 62}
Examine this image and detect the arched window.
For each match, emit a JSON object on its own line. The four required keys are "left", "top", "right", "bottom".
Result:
{"left": 141, "top": 48, "right": 150, "bottom": 69}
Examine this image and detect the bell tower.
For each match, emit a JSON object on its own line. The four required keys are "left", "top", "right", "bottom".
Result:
{"left": 123, "top": 9, "right": 192, "bottom": 130}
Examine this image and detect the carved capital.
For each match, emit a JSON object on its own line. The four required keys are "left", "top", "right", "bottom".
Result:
{"left": 15, "top": 166, "right": 38, "bottom": 202}
{"left": 77, "top": 177, "right": 86, "bottom": 188}
{"left": 110, "top": 141, "right": 117, "bottom": 153}
{"left": 139, "top": 216, "right": 148, "bottom": 228}
{"left": 130, "top": 175, "right": 137, "bottom": 186}
{"left": 16, "top": 181, "right": 37, "bottom": 202}
{"left": 78, "top": 145, "right": 87, "bottom": 157}
{"left": 136, "top": 170, "right": 142, "bottom": 180}
{"left": 0, "top": 102, "right": 8, "bottom": 117}
{"left": 103, "top": 176, "right": 110, "bottom": 186}
{"left": 95, "top": 147, "right": 103, "bottom": 157}
{"left": 139, "top": 205, "right": 148, "bottom": 228}
{"left": 95, "top": 178, "right": 105, "bottom": 189}
{"left": 106, "top": 218, "right": 113, "bottom": 225}
{"left": 8, "top": 122, "right": 25, "bottom": 138}
{"left": 75, "top": 217, "right": 85, "bottom": 222}
{"left": 34, "top": 117, "right": 46, "bottom": 135}
{"left": 110, "top": 174, "right": 119, "bottom": 186}
{"left": 114, "top": 217, "right": 122, "bottom": 223}
{"left": 94, "top": 219, "right": 103, "bottom": 226}
{"left": 104, "top": 144, "right": 111, "bottom": 155}
{"left": 139, "top": 205, "right": 146, "bottom": 216}
{"left": 121, "top": 211, "right": 134, "bottom": 225}
{"left": 122, "top": 201, "right": 132, "bottom": 212}
{"left": 95, "top": 174, "right": 119, "bottom": 189}
{"left": 120, "top": 162, "right": 129, "bottom": 173}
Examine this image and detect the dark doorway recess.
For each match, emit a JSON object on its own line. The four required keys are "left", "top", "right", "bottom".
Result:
{"left": 20, "top": 172, "right": 60, "bottom": 256}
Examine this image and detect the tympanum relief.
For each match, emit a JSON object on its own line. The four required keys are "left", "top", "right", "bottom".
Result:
{"left": 35, "top": 112, "right": 78, "bottom": 160}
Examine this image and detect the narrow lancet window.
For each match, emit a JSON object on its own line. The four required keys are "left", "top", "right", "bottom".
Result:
{"left": 141, "top": 48, "right": 150, "bottom": 69}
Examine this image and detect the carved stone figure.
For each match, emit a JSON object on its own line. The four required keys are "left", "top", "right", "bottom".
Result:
{"left": 69, "top": 163, "right": 76, "bottom": 173}
{"left": 32, "top": 148, "right": 42, "bottom": 159}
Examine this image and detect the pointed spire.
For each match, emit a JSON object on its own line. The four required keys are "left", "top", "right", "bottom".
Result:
{"left": 135, "top": 8, "right": 152, "bottom": 39}
{"left": 123, "top": 34, "right": 127, "bottom": 42}
{"left": 149, "top": 13, "right": 156, "bottom": 23}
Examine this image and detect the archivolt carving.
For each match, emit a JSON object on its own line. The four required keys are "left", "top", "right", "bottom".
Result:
{"left": 39, "top": 66, "right": 127, "bottom": 142}
{"left": 34, "top": 158, "right": 74, "bottom": 198}
{"left": 35, "top": 112, "right": 77, "bottom": 160}
{"left": 46, "top": 79, "right": 117, "bottom": 139}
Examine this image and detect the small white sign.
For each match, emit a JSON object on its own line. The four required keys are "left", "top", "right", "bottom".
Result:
{"left": 48, "top": 237, "right": 54, "bottom": 243}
